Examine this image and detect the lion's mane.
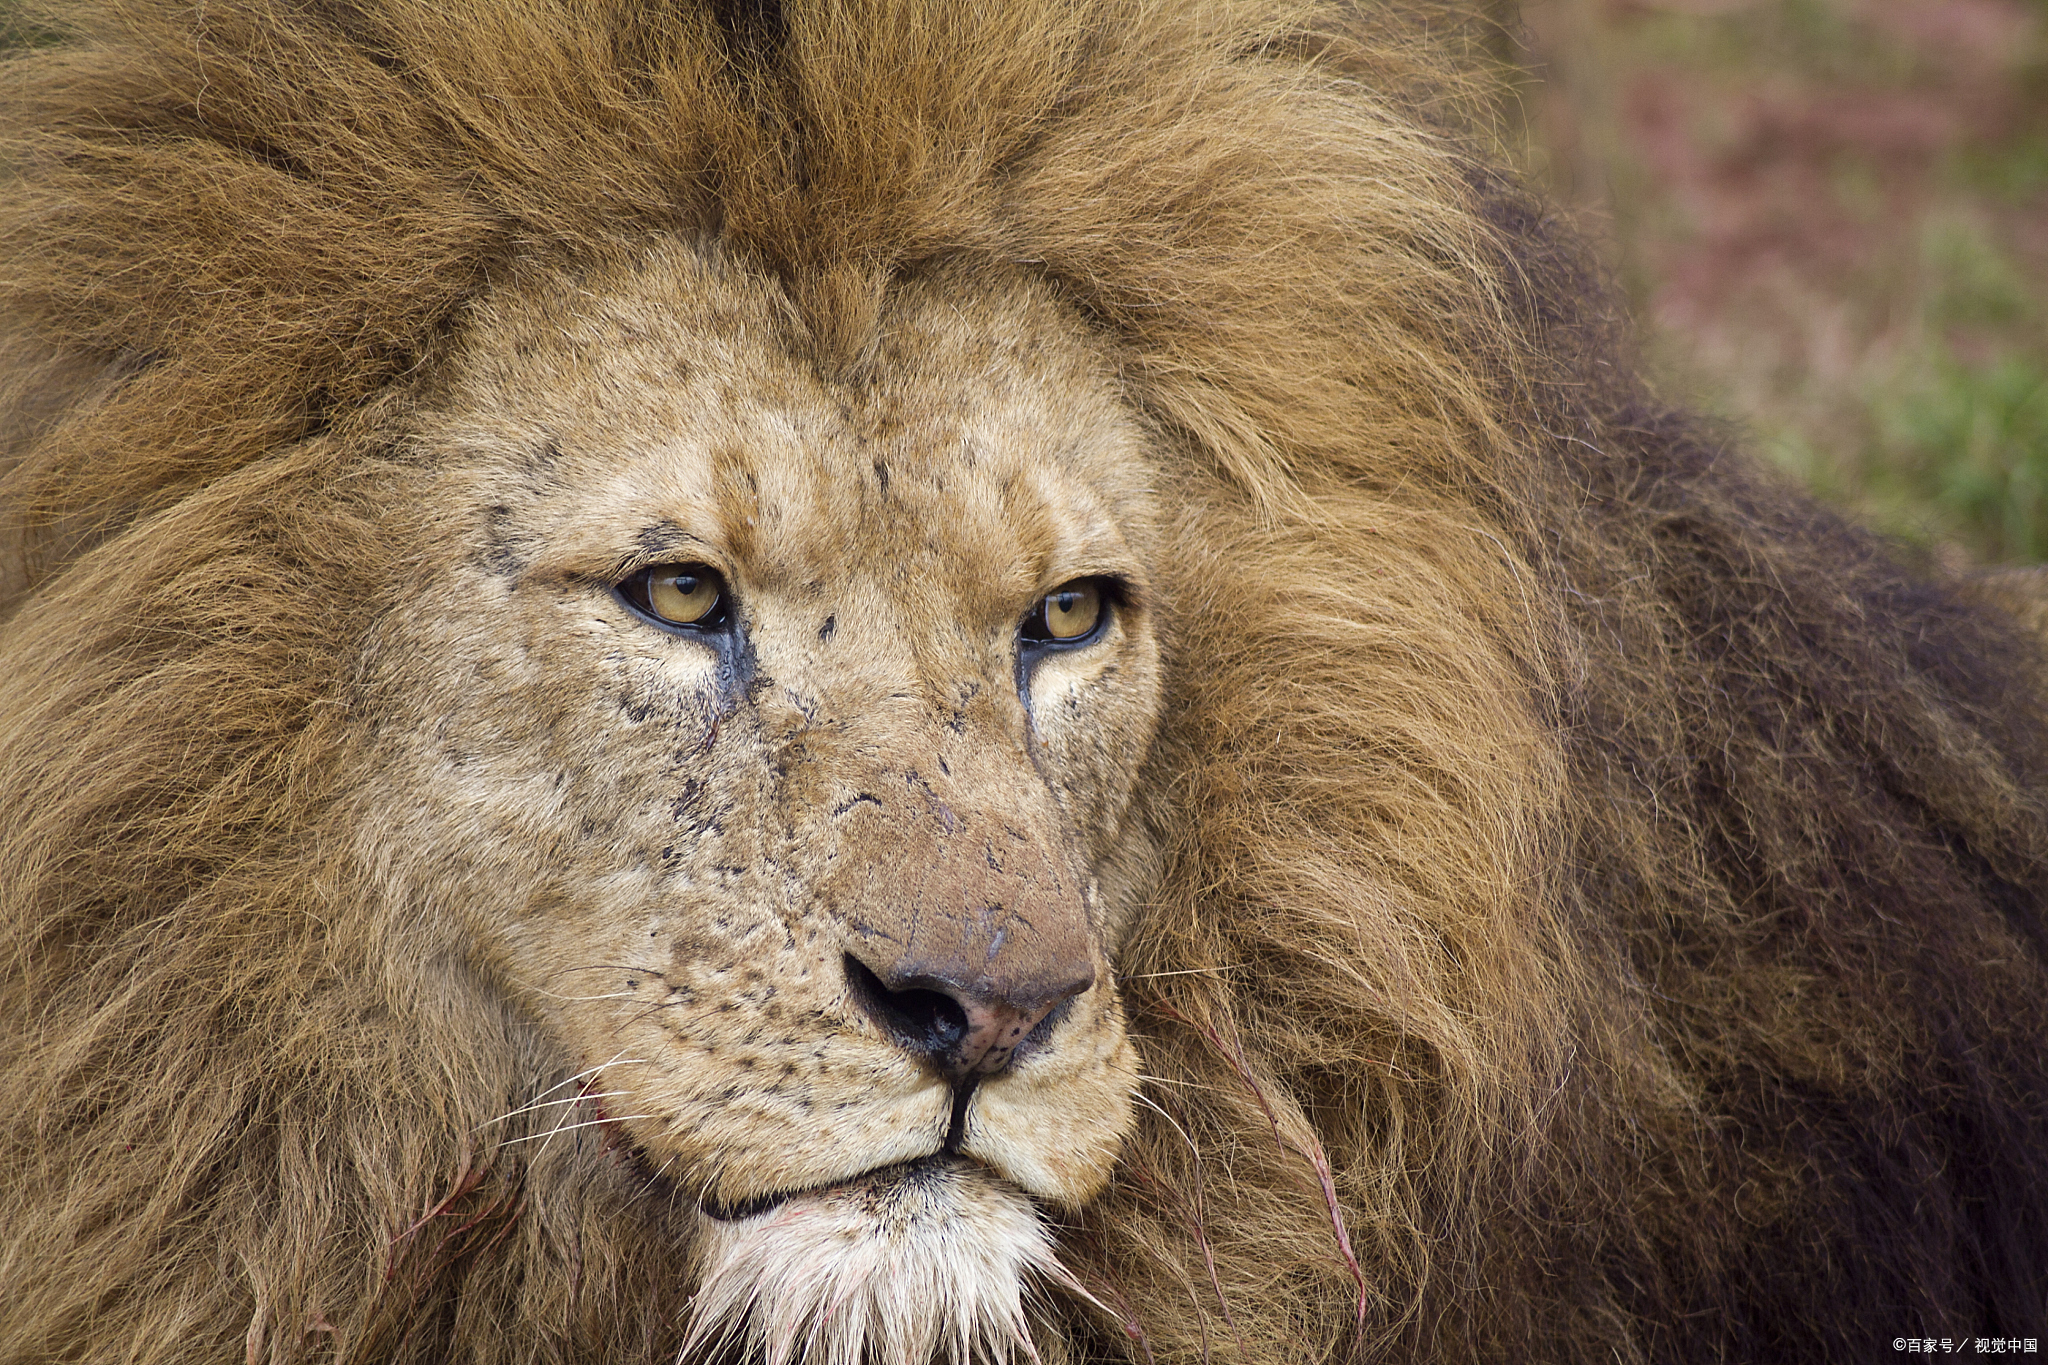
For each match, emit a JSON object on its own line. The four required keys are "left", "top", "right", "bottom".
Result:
{"left": 4, "top": 1, "right": 2046, "bottom": 1361}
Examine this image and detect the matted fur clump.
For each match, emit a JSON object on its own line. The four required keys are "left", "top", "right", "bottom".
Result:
{"left": 3, "top": 1, "right": 2046, "bottom": 1363}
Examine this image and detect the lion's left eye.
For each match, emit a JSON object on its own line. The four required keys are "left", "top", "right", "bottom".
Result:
{"left": 617, "top": 563, "right": 730, "bottom": 629}
{"left": 1020, "top": 579, "right": 1109, "bottom": 646}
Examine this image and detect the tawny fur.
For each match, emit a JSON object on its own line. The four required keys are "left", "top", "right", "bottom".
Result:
{"left": 3, "top": 2, "right": 2047, "bottom": 1364}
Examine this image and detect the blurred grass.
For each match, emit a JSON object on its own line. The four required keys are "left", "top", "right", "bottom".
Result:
{"left": 1506, "top": 0, "right": 2048, "bottom": 563}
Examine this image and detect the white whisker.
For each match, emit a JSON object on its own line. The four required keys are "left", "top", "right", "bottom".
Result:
{"left": 472, "top": 1089, "right": 636, "bottom": 1133}
{"left": 495, "top": 1114, "right": 654, "bottom": 1149}
{"left": 474, "top": 1050, "right": 645, "bottom": 1134}
{"left": 1132, "top": 1089, "right": 1201, "bottom": 1161}
{"left": 527, "top": 1051, "right": 646, "bottom": 1104}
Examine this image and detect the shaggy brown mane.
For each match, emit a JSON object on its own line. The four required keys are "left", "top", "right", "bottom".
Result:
{"left": 4, "top": 1, "right": 2047, "bottom": 1362}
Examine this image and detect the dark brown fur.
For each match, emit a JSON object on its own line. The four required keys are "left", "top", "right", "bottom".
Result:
{"left": 3, "top": 1, "right": 2046, "bottom": 1362}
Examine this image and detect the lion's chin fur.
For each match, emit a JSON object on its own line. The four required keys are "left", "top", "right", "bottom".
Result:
{"left": 683, "top": 1161, "right": 1067, "bottom": 1365}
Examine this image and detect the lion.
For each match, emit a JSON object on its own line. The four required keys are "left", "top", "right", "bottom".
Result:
{"left": 2, "top": 0, "right": 2045, "bottom": 1362}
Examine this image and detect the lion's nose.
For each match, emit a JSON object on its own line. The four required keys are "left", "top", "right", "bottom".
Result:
{"left": 843, "top": 952, "right": 1093, "bottom": 1083}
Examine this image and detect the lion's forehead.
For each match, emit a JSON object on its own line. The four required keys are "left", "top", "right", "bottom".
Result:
{"left": 429, "top": 246, "right": 1156, "bottom": 618}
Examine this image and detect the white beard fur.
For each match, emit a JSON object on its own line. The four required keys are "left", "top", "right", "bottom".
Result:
{"left": 682, "top": 1159, "right": 1073, "bottom": 1365}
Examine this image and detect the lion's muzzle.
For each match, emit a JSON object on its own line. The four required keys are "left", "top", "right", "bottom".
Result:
{"left": 842, "top": 951, "right": 1094, "bottom": 1084}
{"left": 819, "top": 736, "right": 1107, "bottom": 1085}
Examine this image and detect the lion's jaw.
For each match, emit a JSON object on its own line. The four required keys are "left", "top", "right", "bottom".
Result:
{"left": 356, "top": 244, "right": 1162, "bottom": 1361}
{"left": 687, "top": 1160, "right": 1072, "bottom": 1365}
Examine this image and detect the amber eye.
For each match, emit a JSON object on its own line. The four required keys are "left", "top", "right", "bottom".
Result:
{"left": 619, "top": 563, "right": 729, "bottom": 629}
{"left": 1022, "top": 578, "right": 1108, "bottom": 645}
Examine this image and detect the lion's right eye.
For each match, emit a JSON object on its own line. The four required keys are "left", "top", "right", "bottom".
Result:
{"left": 1019, "top": 578, "right": 1112, "bottom": 647}
{"left": 618, "top": 563, "right": 730, "bottom": 629}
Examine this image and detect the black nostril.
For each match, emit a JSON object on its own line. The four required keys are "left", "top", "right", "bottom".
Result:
{"left": 843, "top": 954, "right": 969, "bottom": 1057}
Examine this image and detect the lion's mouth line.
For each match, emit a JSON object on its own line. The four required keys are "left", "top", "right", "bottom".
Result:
{"left": 695, "top": 1152, "right": 969, "bottom": 1222}
{"left": 681, "top": 1084, "right": 984, "bottom": 1223}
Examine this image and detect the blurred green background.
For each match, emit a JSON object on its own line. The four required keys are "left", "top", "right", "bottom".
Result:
{"left": 1504, "top": 0, "right": 2048, "bottom": 564}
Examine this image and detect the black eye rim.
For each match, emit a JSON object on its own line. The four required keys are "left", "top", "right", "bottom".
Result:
{"left": 614, "top": 561, "right": 733, "bottom": 632}
{"left": 1018, "top": 575, "right": 1120, "bottom": 650}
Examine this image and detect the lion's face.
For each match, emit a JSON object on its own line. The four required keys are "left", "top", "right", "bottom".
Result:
{"left": 350, "top": 244, "right": 1161, "bottom": 1358}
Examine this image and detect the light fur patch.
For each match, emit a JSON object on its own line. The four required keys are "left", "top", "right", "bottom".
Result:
{"left": 683, "top": 1161, "right": 1069, "bottom": 1365}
